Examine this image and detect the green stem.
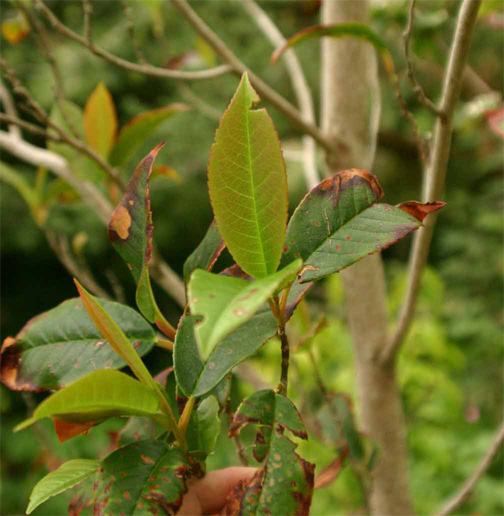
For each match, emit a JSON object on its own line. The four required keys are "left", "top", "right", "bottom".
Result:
{"left": 177, "top": 396, "right": 195, "bottom": 450}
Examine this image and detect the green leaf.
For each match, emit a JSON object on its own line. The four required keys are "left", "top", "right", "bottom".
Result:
{"left": 14, "top": 369, "right": 163, "bottom": 432}
{"left": 225, "top": 390, "right": 314, "bottom": 515}
{"left": 93, "top": 440, "right": 190, "bottom": 515}
{"left": 0, "top": 161, "right": 37, "bottom": 210}
{"left": 189, "top": 259, "right": 302, "bottom": 360}
{"left": 282, "top": 169, "right": 445, "bottom": 283}
{"left": 109, "top": 104, "right": 189, "bottom": 167}
{"left": 272, "top": 22, "right": 389, "bottom": 64}
{"left": 175, "top": 277, "right": 311, "bottom": 397}
{"left": 74, "top": 280, "right": 161, "bottom": 389}
{"left": 208, "top": 72, "right": 288, "bottom": 279}
{"left": 0, "top": 297, "right": 156, "bottom": 392}
{"left": 26, "top": 459, "right": 100, "bottom": 514}
{"left": 84, "top": 82, "right": 118, "bottom": 158}
{"left": 183, "top": 219, "right": 225, "bottom": 285}
{"left": 186, "top": 396, "right": 221, "bottom": 456}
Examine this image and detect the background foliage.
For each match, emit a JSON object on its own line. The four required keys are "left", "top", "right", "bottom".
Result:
{"left": 1, "top": 1, "right": 502, "bottom": 515}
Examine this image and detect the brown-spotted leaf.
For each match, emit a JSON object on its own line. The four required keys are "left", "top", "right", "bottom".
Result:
{"left": 282, "top": 169, "right": 446, "bottom": 283}
{"left": 108, "top": 143, "right": 174, "bottom": 335}
{"left": 223, "top": 390, "right": 314, "bottom": 516}
{"left": 314, "top": 448, "right": 348, "bottom": 489}
{"left": 398, "top": 201, "right": 446, "bottom": 222}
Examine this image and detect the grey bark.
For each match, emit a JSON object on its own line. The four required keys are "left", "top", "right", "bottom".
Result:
{"left": 320, "top": 1, "right": 414, "bottom": 514}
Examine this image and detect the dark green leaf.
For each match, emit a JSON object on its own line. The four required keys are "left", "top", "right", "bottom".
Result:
{"left": 183, "top": 219, "right": 225, "bottom": 284}
{"left": 186, "top": 396, "right": 221, "bottom": 456}
{"left": 93, "top": 440, "right": 190, "bottom": 515}
{"left": 282, "top": 169, "right": 445, "bottom": 283}
{"left": 174, "top": 277, "right": 310, "bottom": 397}
{"left": 27, "top": 459, "right": 100, "bottom": 514}
{"left": 0, "top": 297, "right": 155, "bottom": 391}
{"left": 208, "top": 72, "right": 288, "bottom": 279}
{"left": 224, "top": 390, "right": 314, "bottom": 515}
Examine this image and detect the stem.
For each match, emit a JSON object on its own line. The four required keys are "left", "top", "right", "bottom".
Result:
{"left": 277, "top": 331, "right": 290, "bottom": 397}
{"left": 225, "top": 401, "right": 249, "bottom": 466}
{"left": 177, "top": 396, "right": 195, "bottom": 450}
{"left": 156, "top": 338, "right": 174, "bottom": 351}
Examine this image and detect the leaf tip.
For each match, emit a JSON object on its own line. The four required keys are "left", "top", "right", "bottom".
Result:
{"left": 397, "top": 200, "right": 446, "bottom": 222}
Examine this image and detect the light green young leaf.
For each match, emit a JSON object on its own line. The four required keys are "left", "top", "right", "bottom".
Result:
{"left": 189, "top": 259, "right": 302, "bottom": 360}
{"left": 186, "top": 396, "right": 221, "bottom": 456}
{"left": 26, "top": 459, "right": 100, "bottom": 514}
{"left": 208, "top": 72, "right": 288, "bottom": 279}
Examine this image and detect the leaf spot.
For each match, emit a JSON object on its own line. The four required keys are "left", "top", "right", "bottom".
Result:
{"left": 141, "top": 454, "right": 155, "bottom": 464}
{"left": 123, "top": 491, "right": 131, "bottom": 500}
{"left": 110, "top": 205, "right": 132, "bottom": 239}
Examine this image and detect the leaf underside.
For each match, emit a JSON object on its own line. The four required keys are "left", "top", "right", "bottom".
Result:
{"left": 281, "top": 169, "right": 445, "bottom": 283}
{"left": 223, "top": 390, "right": 314, "bottom": 515}
{"left": 174, "top": 276, "right": 311, "bottom": 397}
{"left": 0, "top": 297, "right": 155, "bottom": 392}
{"left": 208, "top": 72, "right": 288, "bottom": 279}
{"left": 186, "top": 396, "right": 221, "bottom": 456}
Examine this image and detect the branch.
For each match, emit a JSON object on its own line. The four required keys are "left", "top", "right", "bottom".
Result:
{"left": 436, "top": 422, "right": 504, "bottom": 516}
{"left": 0, "top": 113, "right": 61, "bottom": 140}
{"left": 382, "top": 0, "right": 482, "bottom": 363}
{"left": 35, "top": 0, "right": 232, "bottom": 81}
{"left": 169, "top": 0, "right": 331, "bottom": 151}
{"left": 0, "top": 80, "right": 21, "bottom": 138}
{"left": 241, "top": 0, "right": 319, "bottom": 189}
{"left": 118, "top": 0, "right": 147, "bottom": 64}
{"left": 403, "top": 0, "right": 444, "bottom": 117}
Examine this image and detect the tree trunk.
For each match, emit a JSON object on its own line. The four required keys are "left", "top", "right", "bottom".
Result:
{"left": 320, "top": 1, "right": 414, "bottom": 514}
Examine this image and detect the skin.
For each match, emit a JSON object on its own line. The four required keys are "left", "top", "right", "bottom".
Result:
{"left": 178, "top": 467, "right": 256, "bottom": 515}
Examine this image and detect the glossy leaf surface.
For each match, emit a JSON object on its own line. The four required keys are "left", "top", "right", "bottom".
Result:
{"left": 27, "top": 459, "right": 100, "bottom": 514}
{"left": 74, "top": 280, "right": 158, "bottom": 390}
{"left": 175, "top": 277, "right": 311, "bottom": 397}
{"left": 93, "top": 440, "right": 190, "bottom": 515}
{"left": 189, "top": 259, "right": 302, "bottom": 360}
{"left": 282, "top": 169, "right": 445, "bottom": 283}
{"left": 183, "top": 219, "right": 225, "bottom": 285}
{"left": 208, "top": 72, "right": 288, "bottom": 279}
{"left": 186, "top": 396, "right": 221, "bottom": 455}
{"left": 84, "top": 82, "right": 117, "bottom": 158}
{"left": 0, "top": 297, "right": 155, "bottom": 391}
{"left": 109, "top": 104, "right": 189, "bottom": 167}
{"left": 224, "top": 390, "right": 314, "bottom": 515}
{"left": 14, "top": 369, "right": 161, "bottom": 432}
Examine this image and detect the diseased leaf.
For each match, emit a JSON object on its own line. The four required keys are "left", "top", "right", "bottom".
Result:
{"left": 26, "top": 459, "right": 100, "bottom": 514}
{"left": 186, "top": 396, "right": 221, "bottom": 456}
{"left": 109, "top": 104, "right": 189, "bottom": 167}
{"left": 14, "top": 370, "right": 164, "bottom": 435}
{"left": 223, "top": 390, "right": 314, "bottom": 515}
{"left": 486, "top": 106, "right": 504, "bottom": 139}
{"left": 74, "top": 280, "right": 159, "bottom": 391}
{"left": 272, "top": 23, "right": 388, "bottom": 64}
{"left": 84, "top": 82, "right": 118, "bottom": 158}
{"left": 1, "top": 12, "right": 29, "bottom": 43}
{"left": 189, "top": 259, "right": 302, "bottom": 360}
{"left": 208, "top": 72, "right": 288, "bottom": 279}
{"left": 175, "top": 277, "right": 311, "bottom": 397}
{"left": 314, "top": 449, "right": 348, "bottom": 489}
{"left": 0, "top": 297, "right": 155, "bottom": 392}
{"left": 108, "top": 144, "right": 175, "bottom": 336}
{"left": 281, "top": 169, "right": 445, "bottom": 283}
{"left": 183, "top": 219, "right": 225, "bottom": 285}
{"left": 93, "top": 440, "right": 190, "bottom": 516}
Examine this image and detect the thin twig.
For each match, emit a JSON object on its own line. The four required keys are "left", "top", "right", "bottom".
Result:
{"left": 176, "top": 83, "right": 221, "bottom": 121}
{"left": 169, "top": 0, "right": 331, "bottom": 151}
{"left": 35, "top": 0, "right": 232, "bottom": 81}
{"left": 0, "top": 113, "right": 61, "bottom": 140}
{"left": 382, "top": 0, "right": 482, "bottom": 363}
{"left": 241, "top": 0, "right": 319, "bottom": 189}
{"left": 436, "top": 421, "right": 504, "bottom": 516}
{"left": 225, "top": 401, "right": 249, "bottom": 467}
{"left": 118, "top": 0, "right": 147, "bottom": 64}
{"left": 82, "top": 0, "right": 93, "bottom": 47}
{"left": 0, "top": 80, "right": 21, "bottom": 138}
{"left": 403, "top": 0, "right": 444, "bottom": 117}
{"left": 105, "top": 269, "right": 126, "bottom": 302}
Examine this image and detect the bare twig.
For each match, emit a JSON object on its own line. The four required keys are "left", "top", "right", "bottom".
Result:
{"left": 241, "top": 0, "right": 319, "bottom": 189}
{"left": 436, "top": 422, "right": 504, "bottom": 516}
{"left": 82, "top": 0, "right": 93, "bottom": 47}
{"left": 225, "top": 402, "right": 249, "bottom": 467}
{"left": 0, "top": 113, "right": 61, "bottom": 140}
{"left": 118, "top": 0, "right": 147, "bottom": 64}
{"left": 403, "top": 0, "right": 444, "bottom": 117}
{"left": 0, "top": 80, "right": 21, "bottom": 138}
{"left": 105, "top": 269, "right": 126, "bottom": 303}
{"left": 176, "top": 83, "right": 221, "bottom": 121}
{"left": 383, "top": 0, "right": 482, "bottom": 363}
{"left": 46, "top": 230, "right": 112, "bottom": 299}
{"left": 169, "top": 0, "right": 331, "bottom": 151}
{"left": 35, "top": 0, "right": 232, "bottom": 81}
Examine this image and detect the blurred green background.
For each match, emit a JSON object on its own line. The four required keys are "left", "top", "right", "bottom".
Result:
{"left": 1, "top": 0, "right": 502, "bottom": 515}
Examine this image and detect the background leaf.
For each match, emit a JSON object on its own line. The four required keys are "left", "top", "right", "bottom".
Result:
{"left": 0, "top": 297, "right": 155, "bottom": 391}
{"left": 208, "top": 72, "right": 288, "bottom": 279}
{"left": 26, "top": 459, "right": 100, "bottom": 514}
{"left": 189, "top": 259, "right": 302, "bottom": 360}
{"left": 84, "top": 82, "right": 118, "bottom": 158}
{"left": 281, "top": 169, "right": 445, "bottom": 283}
{"left": 225, "top": 390, "right": 314, "bottom": 515}
{"left": 109, "top": 104, "right": 189, "bottom": 168}
{"left": 92, "top": 440, "right": 190, "bottom": 516}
